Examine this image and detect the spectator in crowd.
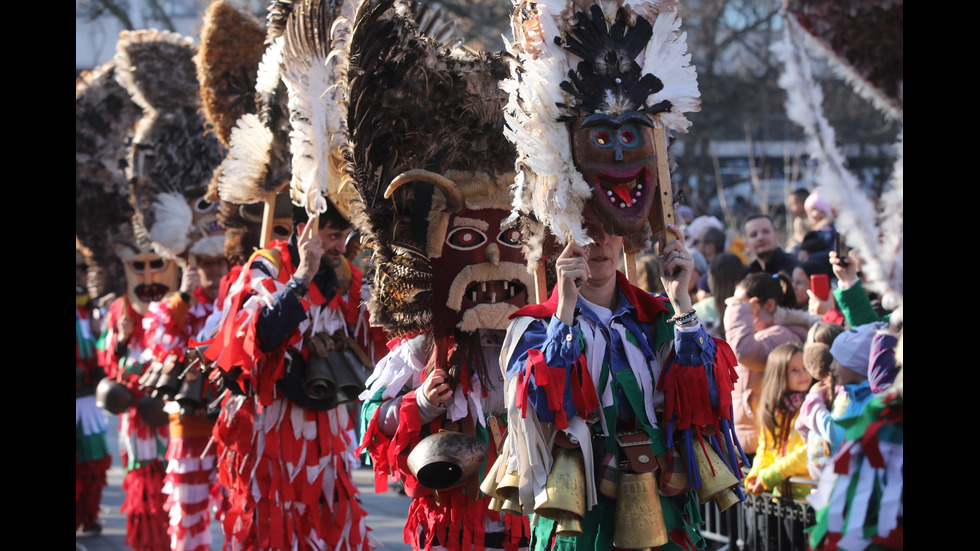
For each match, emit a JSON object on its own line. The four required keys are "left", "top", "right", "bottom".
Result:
{"left": 796, "top": 322, "right": 844, "bottom": 479}
{"left": 800, "top": 188, "right": 837, "bottom": 265}
{"left": 745, "top": 342, "right": 813, "bottom": 551}
{"left": 786, "top": 188, "right": 811, "bottom": 254}
{"left": 724, "top": 272, "right": 813, "bottom": 452}
{"left": 795, "top": 322, "right": 880, "bottom": 458}
{"left": 687, "top": 215, "right": 725, "bottom": 263}
{"left": 791, "top": 260, "right": 834, "bottom": 310}
{"left": 744, "top": 214, "right": 798, "bottom": 277}
{"left": 705, "top": 253, "right": 747, "bottom": 339}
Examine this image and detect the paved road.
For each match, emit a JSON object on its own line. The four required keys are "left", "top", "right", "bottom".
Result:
{"left": 76, "top": 416, "right": 413, "bottom": 551}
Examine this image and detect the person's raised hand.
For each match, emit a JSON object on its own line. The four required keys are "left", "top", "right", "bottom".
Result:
{"left": 421, "top": 368, "right": 453, "bottom": 406}
{"left": 659, "top": 224, "right": 694, "bottom": 313}
{"left": 294, "top": 217, "right": 324, "bottom": 285}
{"left": 830, "top": 249, "right": 860, "bottom": 287}
{"left": 807, "top": 288, "right": 835, "bottom": 316}
{"left": 179, "top": 265, "right": 201, "bottom": 295}
{"left": 555, "top": 241, "right": 590, "bottom": 325}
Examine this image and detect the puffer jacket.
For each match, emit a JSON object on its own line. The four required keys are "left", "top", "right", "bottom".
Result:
{"left": 724, "top": 304, "right": 811, "bottom": 449}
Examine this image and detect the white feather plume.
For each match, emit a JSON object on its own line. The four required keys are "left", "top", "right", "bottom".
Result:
{"left": 220, "top": 113, "right": 274, "bottom": 205}
{"left": 189, "top": 234, "right": 228, "bottom": 258}
{"left": 774, "top": 18, "right": 902, "bottom": 310}
{"left": 255, "top": 37, "right": 284, "bottom": 104}
{"left": 149, "top": 191, "right": 194, "bottom": 259}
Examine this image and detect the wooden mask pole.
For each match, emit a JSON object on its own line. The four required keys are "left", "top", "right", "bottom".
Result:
{"left": 654, "top": 126, "right": 676, "bottom": 245}
{"left": 259, "top": 191, "right": 277, "bottom": 248}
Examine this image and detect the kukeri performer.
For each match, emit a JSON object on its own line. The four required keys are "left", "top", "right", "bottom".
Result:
{"left": 94, "top": 28, "right": 224, "bottom": 551}
{"left": 76, "top": 248, "right": 111, "bottom": 535}
{"left": 487, "top": 1, "right": 746, "bottom": 549}
{"left": 347, "top": 1, "right": 532, "bottom": 549}
{"left": 77, "top": 50, "right": 141, "bottom": 540}
{"left": 199, "top": 0, "right": 373, "bottom": 548}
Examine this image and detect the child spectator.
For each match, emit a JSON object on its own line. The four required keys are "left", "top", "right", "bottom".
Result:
{"left": 745, "top": 342, "right": 814, "bottom": 551}
{"left": 795, "top": 322, "right": 882, "bottom": 459}
{"left": 796, "top": 322, "right": 844, "bottom": 479}
{"left": 745, "top": 342, "right": 814, "bottom": 499}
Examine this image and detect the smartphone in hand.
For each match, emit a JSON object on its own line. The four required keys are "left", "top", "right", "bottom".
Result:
{"left": 834, "top": 233, "right": 849, "bottom": 266}
{"left": 811, "top": 274, "right": 830, "bottom": 301}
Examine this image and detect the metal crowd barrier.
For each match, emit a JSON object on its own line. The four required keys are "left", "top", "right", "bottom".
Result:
{"left": 699, "top": 475, "right": 817, "bottom": 551}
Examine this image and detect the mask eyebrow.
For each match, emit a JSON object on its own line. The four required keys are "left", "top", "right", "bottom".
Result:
{"left": 451, "top": 216, "right": 489, "bottom": 232}
{"left": 580, "top": 111, "right": 653, "bottom": 130}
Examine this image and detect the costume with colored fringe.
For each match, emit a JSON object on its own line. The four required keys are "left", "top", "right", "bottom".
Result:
{"left": 808, "top": 388, "right": 903, "bottom": 551}
{"left": 345, "top": 1, "right": 533, "bottom": 548}
{"left": 500, "top": 273, "right": 741, "bottom": 550}
{"left": 496, "top": 1, "right": 743, "bottom": 548}
{"left": 142, "top": 290, "right": 223, "bottom": 551}
{"left": 99, "top": 297, "right": 170, "bottom": 551}
{"left": 77, "top": 301, "right": 111, "bottom": 532}
{"left": 204, "top": 240, "right": 371, "bottom": 551}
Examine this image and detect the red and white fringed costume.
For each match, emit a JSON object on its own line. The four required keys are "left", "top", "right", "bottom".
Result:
{"left": 359, "top": 336, "right": 531, "bottom": 551}
{"left": 204, "top": 242, "right": 372, "bottom": 551}
{"left": 77, "top": 302, "right": 111, "bottom": 532}
{"left": 143, "top": 291, "right": 225, "bottom": 551}
{"left": 99, "top": 297, "right": 170, "bottom": 551}
{"left": 164, "top": 413, "right": 222, "bottom": 551}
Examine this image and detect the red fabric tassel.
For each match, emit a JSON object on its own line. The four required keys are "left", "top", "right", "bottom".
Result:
{"left": 521, "top": 349, "right": 568, "bottom": 430}
{"left": 658, "top": 337, "right": 739, "bottom": 431}
{"left": 122, "top": 462, "right": 169, "bottom": 551}
{"left": 76, "top": 454, "right": 111, "bottom": 530}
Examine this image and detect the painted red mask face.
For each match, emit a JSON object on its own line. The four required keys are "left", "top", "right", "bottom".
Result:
{"left": 430, "top": 208, "right": 531, "bottom": 331}
{"left": 571, "top": 112, "right": 660, "bottom": 237}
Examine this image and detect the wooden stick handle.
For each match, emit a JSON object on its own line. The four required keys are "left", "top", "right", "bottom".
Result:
{"left": 259, "top": 191, "right": 277, "bottom": 249}
{"left": 654, "top": 126, "right": 676, "bottom": 244}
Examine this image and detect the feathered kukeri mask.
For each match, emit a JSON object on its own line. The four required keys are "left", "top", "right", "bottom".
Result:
{"left": 504, "top": 0, "right": 700, "bottom": 264}
{"left": 345, "top": 0, "right": 531, "bottom": 338}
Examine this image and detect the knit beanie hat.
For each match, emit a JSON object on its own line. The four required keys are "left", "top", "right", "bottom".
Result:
{"left": 829, "top": 321, "right": 887, "bottom": 376}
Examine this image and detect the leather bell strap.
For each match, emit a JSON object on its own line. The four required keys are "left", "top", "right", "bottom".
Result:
{"left": 616, "top": 430, "right": 656, "bottom": 473}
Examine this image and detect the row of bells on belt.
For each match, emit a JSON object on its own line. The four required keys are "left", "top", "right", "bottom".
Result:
{"left": 481, "top": 446, "right": 671, "bottom": 549}
{"left": 302, "top": 344, "right": 370, "bottom": 410}
{"left": 480, "top": 442, "right": 743, "bottom": 549}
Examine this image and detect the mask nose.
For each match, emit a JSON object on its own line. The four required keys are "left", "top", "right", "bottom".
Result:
{"left": 614, "top": 143, "right": 624, "bottom": 161}
{"left": 485, "top": 243, "right": 500, "bottom": 266}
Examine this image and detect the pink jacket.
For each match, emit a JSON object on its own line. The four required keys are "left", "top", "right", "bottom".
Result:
{"left": 724, "top": 304, "right": 811, "bottom": 450}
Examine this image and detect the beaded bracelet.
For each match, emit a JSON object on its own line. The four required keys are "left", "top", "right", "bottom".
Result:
{"left": 668, "top": 308, "right": 697, "bottom": 325}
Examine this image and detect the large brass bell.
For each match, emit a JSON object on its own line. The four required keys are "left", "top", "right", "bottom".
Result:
{"left": 175, "top": 371, "right": 205, "bottom": 410}
{"left": 535, "top": 447, "right": 586, "bottom": 537}
{"left": 334, "top": 348, "right": 370, "bottom": 405}
{"left": 712, "top": 487, "right": 741, "bottom": 512}
{"left": 407, "top": 431, "right": 487, "bottom": 490}
{"left": 690, "top": 442, "right": 740, "bottom": 505}
{"left": 137, "top": 395, "right": 170, "bottom": 427}
{"left": 613, "top": 471, "right": 669, "bottom": 549}
{"left": 480, "top": 452, "right": 505, "bottom": 498}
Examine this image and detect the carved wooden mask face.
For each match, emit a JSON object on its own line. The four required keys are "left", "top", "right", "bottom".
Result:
{"left": 119, "top": 249, "right": 179, "bottom": 314}
{"left": 571, "top": 112, "right": 661, "bottom": 237}
{"left": 430, "top": 208, "right": 531, "bottom": 331}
